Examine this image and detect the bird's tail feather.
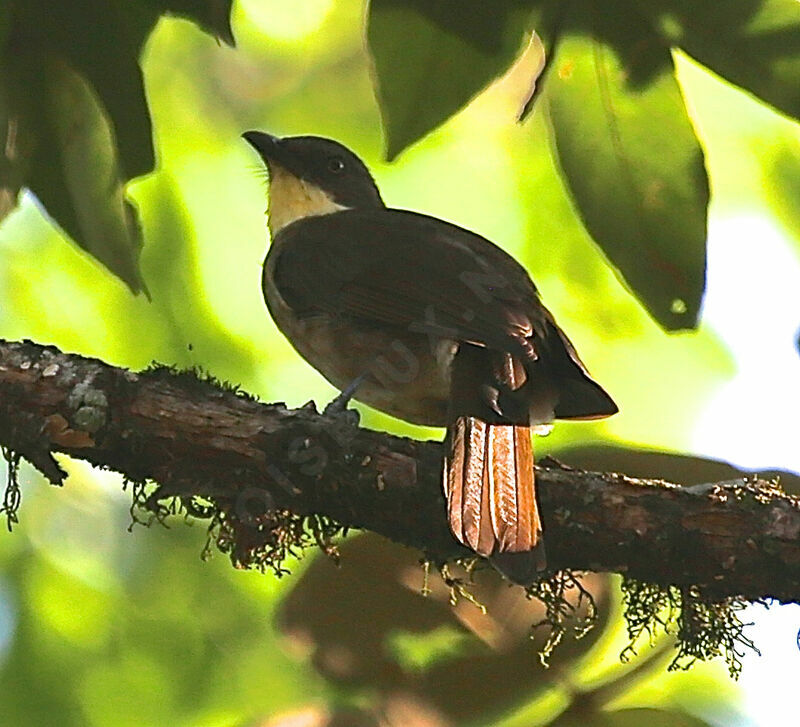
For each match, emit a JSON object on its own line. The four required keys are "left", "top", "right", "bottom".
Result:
{"left": 443, "top": 416, "right": 544, "bottom": 583}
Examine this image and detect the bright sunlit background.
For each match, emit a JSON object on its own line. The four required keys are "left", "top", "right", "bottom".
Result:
{"left": 0, "top": 1, "right": 798, "bottom": 725}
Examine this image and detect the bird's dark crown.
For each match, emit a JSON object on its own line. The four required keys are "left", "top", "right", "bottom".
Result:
{"left": 243, "top": 131, "right": 384, "bottom": 209}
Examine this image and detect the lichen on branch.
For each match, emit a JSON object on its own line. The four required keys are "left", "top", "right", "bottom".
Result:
{"left": 0, "top": 338, "right": 798, "bottom": 674}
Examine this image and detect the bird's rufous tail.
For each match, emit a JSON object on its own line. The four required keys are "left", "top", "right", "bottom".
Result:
{"left": 443, "top": 416, "right": 545, "bottom": 584}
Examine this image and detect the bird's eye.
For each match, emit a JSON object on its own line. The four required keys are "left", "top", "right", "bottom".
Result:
{"left": 327, "top": 156, "right": 345, "bottom": 174}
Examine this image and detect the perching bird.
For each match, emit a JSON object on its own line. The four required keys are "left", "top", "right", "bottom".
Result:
{"left": 244, "top": 131, "right": 617, "bottom": 584}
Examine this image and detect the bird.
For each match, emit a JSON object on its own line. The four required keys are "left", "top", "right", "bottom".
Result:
{"left": 243, "top": 131, "right": 617, "bottom": 584}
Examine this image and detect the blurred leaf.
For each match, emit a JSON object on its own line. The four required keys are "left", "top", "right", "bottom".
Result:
{"left": 9, "top": 1, "right": 160, "bottom": 181}
{"left": 645, "top": 0, "right": 800, "bottom": 122}
{"left": 767, "top": 141, "right": 800, "bottom": 244}
{"left": 278, "top": 534, "right": 611, "bottom": 725}
{"left": 0, "top": 92, "right": 23, "bottom": 226}
{"left": 367, "top": 0, "right": 531, "bottom": 159}
{"left": 158, "top": 0, "right": 236, "bottom": 45}
{"left": 554, "top": 707, "right": 713, "bottom": 727}
{"left": 41, "top": 0, "right": 235, "bottom": 177}
{"left": 556, "top": 444, "right": 800, "bottom": 495}
{"left": 518, "top": 2, "right": 568, "bottom": 122}
{"left": 20, "top": 58, "right": 148, "bottom": 294}
{"left": 0, "top": 4, "right": 21, "bottom": 226}
{"left": 137, "top": 172, "right": 261, "bottom": 375}
{"left": 0, "top": 0, "right": 234, "bottom": 293}
{"left": 546, "top": 2, "right": 708, "bottom": 330}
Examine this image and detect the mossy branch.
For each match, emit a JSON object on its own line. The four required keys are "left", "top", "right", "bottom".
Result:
{"left": 0, "top": 338, "right": 798, "bottom": 608}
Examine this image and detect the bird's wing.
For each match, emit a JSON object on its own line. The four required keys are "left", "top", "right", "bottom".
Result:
{"left": 269, "top": 208, "right": 545, "bottom": 357}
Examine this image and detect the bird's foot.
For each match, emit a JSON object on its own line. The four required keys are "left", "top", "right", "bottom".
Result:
{"left": 322, "top": 373, "right": 366, "bottom": 427}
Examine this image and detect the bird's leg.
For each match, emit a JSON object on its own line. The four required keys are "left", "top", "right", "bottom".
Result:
{"left": 322, "top": 372, "right": 367, "bottom": 425}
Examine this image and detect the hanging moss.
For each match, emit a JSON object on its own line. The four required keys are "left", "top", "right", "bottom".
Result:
{"left": 128, "top": 476, "right": 345, "bottom": 577}
{"left": 0, "top": 447, "right": 22, "bottom": 531}
{"left": 621, "top": 577, "right": 759, "bottom": 678}
{"left": 128, "top": 473, "right": 762, "bottom": 676}
{"left": 526, "top": 569, "right": 599, "bottom": 666}
{"left": 210, "top": 504, "right": 344, "bottom": 575}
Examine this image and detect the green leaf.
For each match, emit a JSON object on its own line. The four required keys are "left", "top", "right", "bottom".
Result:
{"left": 645, "top": 0, "right": 800, "bottom": 121}
{"left": 160, "top": 0, "right": 236, "bottom": 45}
{"left": 367, "top": 0, "right": 532, "bottom": 159}
{"left": 606, "top": 708, "right": 714, "bottom": 727}
{"left": 0, "top": 85, "right": 23, "bottom": 226}
{"left": 27, "top": 58, "right": 147, "bottom": 294}
{"left": 767, "top": 142, "right": 800, "bottom": 241}
{"left": 546, "top": 2, "right": 708, "bottom": 330}
{"left": 30, "top": 0, "right": 235, "bottom": 179}
{"left": 558, "top": 443, "right": 800, "bottom": 496}
{"left": 0, "top": 0, "right": 234, "bottom": 292}
{"left": 10, "top": 0, "right": 161, "bottom": 181}
{"left": 555, "top": 708, "right": 714, "bottom": 727}
{"left": 0, "top": 3, "right": 21, "bottom": 224}
{"left": 764, "top": 144, "right": 800, "bottom": 357}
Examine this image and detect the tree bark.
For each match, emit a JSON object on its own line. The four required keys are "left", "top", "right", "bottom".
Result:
{"left": 0, "top": 338, "right": 798, "bottom": 603}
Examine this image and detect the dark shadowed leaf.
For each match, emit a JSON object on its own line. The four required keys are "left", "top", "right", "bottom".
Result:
{"left": 9, "top": 0, "right": 234, "bottom": 192}
{"left": 278, "top": 534, "right": 612, "bottom": 725}
{"left": 27, "top": 58, "right": 146, "bottom": 293}
{"left": 554, "top": 707, "right": 713, "bottom": 727}
{"left": 367, "top": 0, "right": 532, "bottom": 159}
{"left": 644, "top": 0, "right": 800, "bottom": 122}
{"left": 0, "top": 0, "right": 234, "bottom": 292}
{"left": 0, "top": 4, "right": 21, "bottom": 224}
{"left": 10, "top": 0, "right": 161, "bottom": 181}
{"left": 0, "top": 86, "right": 24, "bottom": 226}
{"left": 518, "top": 2, "right": 567, "bottom": 122}
{"left": 555, "top": 444, "right": 800, "bottom": 495}
{"left": 546, "top": 3, "right": 708, "bottom": 330}
{"left": 160, "top": 0, "right": 235, "bottom": 45}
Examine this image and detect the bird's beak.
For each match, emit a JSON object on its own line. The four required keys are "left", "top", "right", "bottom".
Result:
{"left": 242, "top": 131, "right": 296, "bottom": 173}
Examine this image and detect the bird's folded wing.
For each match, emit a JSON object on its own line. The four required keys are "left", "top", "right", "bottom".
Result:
{"left": 270, "top": 208, "right": 544, "bottom": 356}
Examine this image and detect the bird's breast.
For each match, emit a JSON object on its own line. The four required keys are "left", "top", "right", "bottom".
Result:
{"left": 262, "top": 257, "right": 453, "bottom": 426}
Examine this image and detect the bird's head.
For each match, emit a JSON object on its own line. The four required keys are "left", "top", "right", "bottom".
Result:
{"left": 243, "top": 132, "right": 384, "bottom": 236}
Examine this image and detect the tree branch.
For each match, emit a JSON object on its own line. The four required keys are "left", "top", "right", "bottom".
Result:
{"left": 0, "top": 339, "right": 798, "bottom": 603}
